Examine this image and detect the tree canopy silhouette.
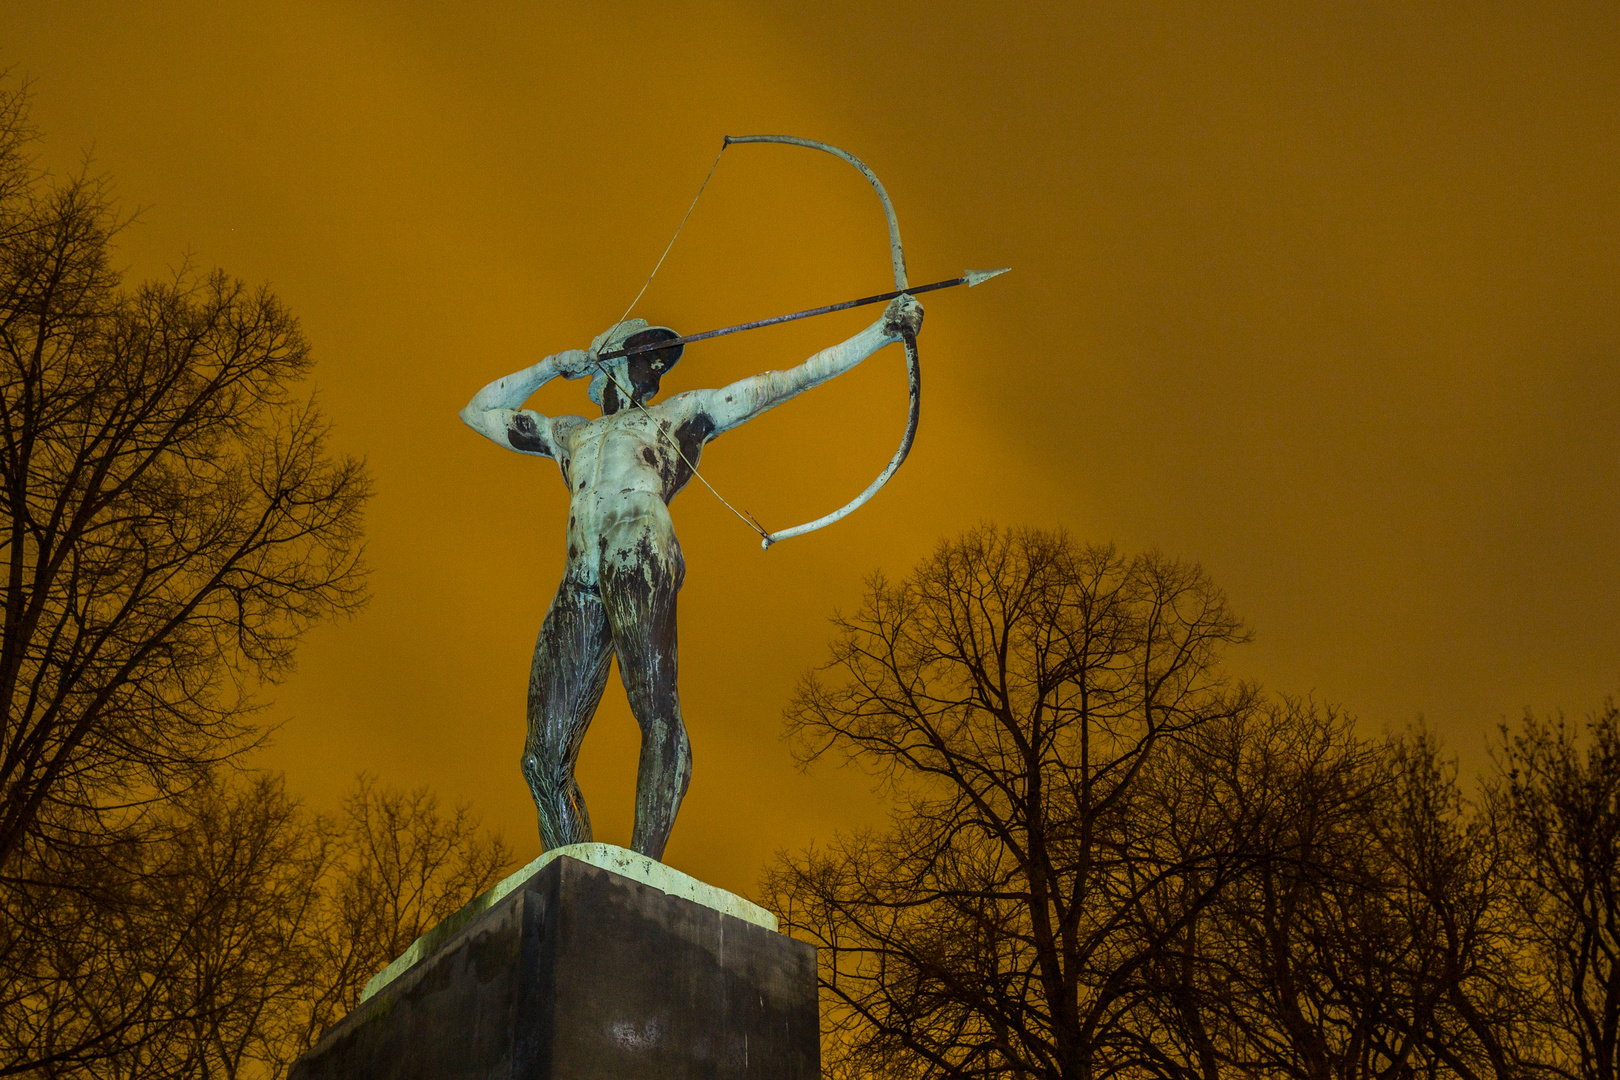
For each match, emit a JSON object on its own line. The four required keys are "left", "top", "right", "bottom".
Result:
{"left": 0, "top": 76, "right": 372, "bottom": 1077}
{"left": 0, "top": 79, "right": 368, "bottom": 870}
{"left": 763, "top": 526, "right": 1260, "bottom": 1079}
{"left": 766, "top": 526, "right": 1579, "bottom": 1080}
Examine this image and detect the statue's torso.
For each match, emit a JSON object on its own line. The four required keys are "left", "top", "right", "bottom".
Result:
{"left": 554, "top": 398, "right": 714, "bottom": 585}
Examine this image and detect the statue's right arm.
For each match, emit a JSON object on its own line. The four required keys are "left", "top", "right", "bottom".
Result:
{"left": 692, "top": 295, "right": 921, "bottom": 435}
{"left": 459, "top": 350, "right": 588, "bottom": 457}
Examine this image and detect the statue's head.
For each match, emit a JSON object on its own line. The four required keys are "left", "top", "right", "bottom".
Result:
{"left": 586, "top": 321, "right": 684, "bottom": 414}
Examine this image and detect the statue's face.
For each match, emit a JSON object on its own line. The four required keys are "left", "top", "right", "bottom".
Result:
{"left": 601, "top": 356, "right": 662, "bottom": 414}
{"left": 599, "top": 327, "right": 681, "bottom": 415}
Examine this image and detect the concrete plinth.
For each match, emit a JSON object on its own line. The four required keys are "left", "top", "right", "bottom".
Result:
{"left": 290, "top": 846, "right": 818, "bottom": 1079}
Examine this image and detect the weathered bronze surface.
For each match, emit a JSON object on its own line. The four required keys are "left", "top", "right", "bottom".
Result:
{"left": 461, "top": 135, "right": 1006, "bottom": 859}
{"left": 461, "top": 296, "right": 922, "bottom": 858}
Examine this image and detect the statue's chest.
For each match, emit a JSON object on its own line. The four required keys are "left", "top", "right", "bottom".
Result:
{"left": 565, "top": 415, "right": 674, "bottom": 484}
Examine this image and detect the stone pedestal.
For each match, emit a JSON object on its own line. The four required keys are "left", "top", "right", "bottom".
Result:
{"left": 291, "top": 846, "right": 818, "bottom": 1079}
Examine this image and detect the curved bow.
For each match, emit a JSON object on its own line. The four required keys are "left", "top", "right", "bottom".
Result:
{"left": 722, "top": 135, "right": 921, "bottom": 550}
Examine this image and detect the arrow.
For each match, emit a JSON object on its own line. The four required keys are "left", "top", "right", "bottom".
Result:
{"left": 594, "top": 268, "right": 1011, "bottom": 361}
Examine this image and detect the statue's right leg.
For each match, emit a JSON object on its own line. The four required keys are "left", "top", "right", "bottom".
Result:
{"left": 521, "top": 579, "right": 614, "bottom": 851}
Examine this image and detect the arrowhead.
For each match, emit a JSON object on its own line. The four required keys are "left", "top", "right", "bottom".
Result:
{"left": 964, "top": 267, "right": 1011, "bottom": 287}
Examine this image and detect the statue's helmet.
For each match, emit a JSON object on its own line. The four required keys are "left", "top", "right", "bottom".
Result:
{"left": 585, "top": 320, "right": 684, "bottom": 406}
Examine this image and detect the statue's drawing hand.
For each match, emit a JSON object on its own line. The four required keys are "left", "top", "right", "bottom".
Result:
{"left": 553, "top": 349, "right": 592, "bottom": 379}
{"left": 882, "top": 294, "right": 924, "bottom": 341}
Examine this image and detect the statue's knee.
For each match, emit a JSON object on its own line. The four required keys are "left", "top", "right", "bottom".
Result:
{"left": 646, "top": 712, "right": 689, "bottom": 755}
{"left": 522, "top": 751, "right": 560, "bottom": 797}
{"left": 677, "top": 737, "right": 693, "bottom": 798}
{"left": 673, "top": 724, "right": 692, "bottom": 777}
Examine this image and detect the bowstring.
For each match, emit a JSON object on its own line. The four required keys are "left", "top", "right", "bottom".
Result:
{"left": 587, "top": 141, "right": 772, "bottom": 542}
{"left": 611, "top": 143, "right": 725, "bottom": 330}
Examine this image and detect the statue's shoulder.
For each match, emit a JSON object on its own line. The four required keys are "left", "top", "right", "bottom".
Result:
{"left": 654, "top": 389, "right": 712, "bottom": 419}
{"left": 549, "top": 413, "right": 592, "bottom": 444}
{"left": 650, "top": 393, "right": 720, "bottom": 444}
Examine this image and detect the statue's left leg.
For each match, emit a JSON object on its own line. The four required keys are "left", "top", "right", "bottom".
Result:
{"left": 602, "top": 546, "right": 690, "bottom": 861}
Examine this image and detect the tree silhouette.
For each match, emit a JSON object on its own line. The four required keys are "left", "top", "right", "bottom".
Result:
{"left": 0, "top": 78, "right": 367, "bottom": 873}
{"left": 0, "top": 771, "right": 510, "bottom": 1078}
{"left": 765, "top": 527, "right": 1568, "bottom": 1080}
{"left": 1497, "top": 699, "right": 1620, "bottom": 1080}
{"left": 762, "top": 527, "right": 1257, "bottom": 1080}
{"left": 0, "top": 77, "right": 369, "bottom": 1077}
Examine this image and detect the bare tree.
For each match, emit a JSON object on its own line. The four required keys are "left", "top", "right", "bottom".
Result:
{"left": 0, "top": 76, "right": 367, "bottom": 1074}
{"left": 106, "top": 776, "right": 333, "bottom": 1080}
{"left": 1379, "top": 730, "right": 1537, "bottom": 1080}
{"left": 1194, "top": 725, "right": 1534, "bottom": 1080}
{"left": 0, "top": 774, "right": 329, "bottom": 1078}
{"left": 162, "top": 775, "right": 511, "bottom": 1079}
{"left": 758, "top": 526, "right": 1564, "bottom": 1080}
{"left": 0, "top": 82, "right": 368, "bottom": 865}
{"left": 0, "top": 771, "right": 510, "bottom": 1079}
{"left": 288, "top": 776, "right": 515, "bottom": 1055}
{"left": 1130, "top": 715, "right": 1546, "bottom": 1080}
{"left": 761, "top": 526, "right": 1256, "bottom": 1080}
{"left": 1496, "top": 699, "right": 1620, "bottom": 1080}
{"left": 1121, "top": 697, "right": 1384, "bottom": 1080}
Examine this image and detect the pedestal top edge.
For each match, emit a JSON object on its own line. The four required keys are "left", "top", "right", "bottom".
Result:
{"left": 360, "top": 843, "right": 778, "bottom": 1001}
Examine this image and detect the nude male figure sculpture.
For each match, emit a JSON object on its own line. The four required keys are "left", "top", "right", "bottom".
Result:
{"left": 460, "top": 294, "right": 924, "bottom": 861}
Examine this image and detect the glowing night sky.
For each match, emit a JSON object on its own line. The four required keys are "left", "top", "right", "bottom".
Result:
{"left": 6, "top": 1, "right": 1617, "bottom": 897}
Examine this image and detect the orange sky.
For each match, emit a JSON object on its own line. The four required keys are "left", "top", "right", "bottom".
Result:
{"left": 5, "top": 1, "right": 1617, "bottom": 898}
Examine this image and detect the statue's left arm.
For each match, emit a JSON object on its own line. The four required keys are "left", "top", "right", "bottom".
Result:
{"left": 694, "top": 295, "right": 922, "bottom": 435}
{"left": 460, "top": 349, "right": 589, "bottom": 457}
